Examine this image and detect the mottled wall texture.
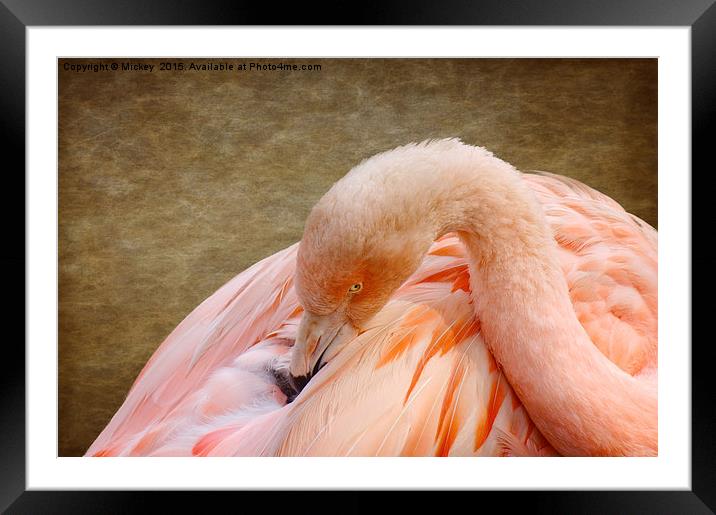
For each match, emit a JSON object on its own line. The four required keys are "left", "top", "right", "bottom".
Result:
{"left": 59, "top": 58, "right": 657, "bottom": 456}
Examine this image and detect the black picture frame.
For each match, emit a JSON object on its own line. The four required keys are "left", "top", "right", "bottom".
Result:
{"left": 3, "top": 0, "right": 711, "bottom": 512}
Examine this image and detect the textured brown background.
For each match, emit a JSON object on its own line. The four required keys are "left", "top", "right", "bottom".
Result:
{"left": 59, "top": 58, "right": 657, "bottom": 456}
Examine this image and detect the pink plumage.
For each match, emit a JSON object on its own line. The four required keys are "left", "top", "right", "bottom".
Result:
{"left": 86, "top": 140, "right": 657, "bottom": 457}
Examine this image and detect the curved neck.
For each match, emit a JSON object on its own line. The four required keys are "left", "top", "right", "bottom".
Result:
{"left": 388, "top": 143, "right": 657, "bottom": 456}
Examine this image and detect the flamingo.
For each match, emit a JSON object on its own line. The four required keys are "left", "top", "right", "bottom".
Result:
{"left": 86, "top": 139, "right": 657, "bottom": 457}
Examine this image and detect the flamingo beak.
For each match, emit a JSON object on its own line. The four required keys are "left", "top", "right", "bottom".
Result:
{"left": 288, "top": 311, "right": 358, "bottom": 393}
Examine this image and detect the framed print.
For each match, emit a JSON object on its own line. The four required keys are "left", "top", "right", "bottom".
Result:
{"left": 4, "top": 0, "right": 712, "bottom": 512}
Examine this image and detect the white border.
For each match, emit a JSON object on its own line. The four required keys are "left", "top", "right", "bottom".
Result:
{"left": 28, "top": 27, "right": 691, "bottom": 490}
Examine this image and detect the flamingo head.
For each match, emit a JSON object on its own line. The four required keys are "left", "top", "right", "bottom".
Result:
{"left": 288, "top": 171, "right": 435, "bottom": 392}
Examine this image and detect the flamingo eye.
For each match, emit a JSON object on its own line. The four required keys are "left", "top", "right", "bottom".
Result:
{"left": 348, "top": 283, "right": 363, "bottom": 293}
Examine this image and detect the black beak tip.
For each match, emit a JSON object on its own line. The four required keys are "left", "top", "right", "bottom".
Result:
{"left": 288, "top": 373, "right": 311, "bottom": 395}
{"left": 271, "top": 367, "right": 309, "bottom": 404}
